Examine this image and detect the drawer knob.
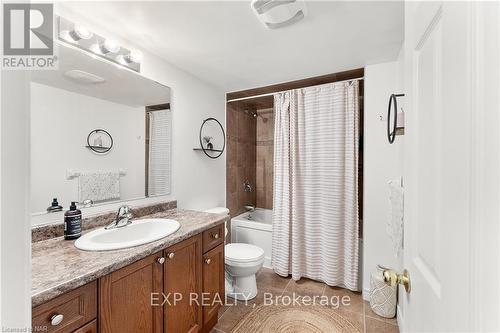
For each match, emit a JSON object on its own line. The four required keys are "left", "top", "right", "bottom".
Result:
{"left": 50, "top": 314, "right": 64, "bottom": 326}
{"left": 157, "top": 257, "right": 165, "bottom": 264}
{"left": 205, "top": 258, "right": 211, "bottom": 265}
{"left": 168, "top": 252, "right": 175, "bottom": 259}
{"left": 212, "top": 233, "right": 219, "bottom": 239}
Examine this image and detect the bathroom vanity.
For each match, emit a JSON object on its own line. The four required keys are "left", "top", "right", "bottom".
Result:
{"left": 31, "top": 207, "right": 227, "bottom": 333}
{"left": 29, "top": 30, "right": 229, "bottom": 333}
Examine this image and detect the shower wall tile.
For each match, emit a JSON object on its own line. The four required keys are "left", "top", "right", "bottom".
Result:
{"left": 256, "top": 108, "right": 274, "bottom": 210}
{"left": 226, "top": 103, "right": 256, "bottom": 217}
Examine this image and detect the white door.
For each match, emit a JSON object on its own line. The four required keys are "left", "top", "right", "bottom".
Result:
{"left": 402, "top": 1, "right": 500, "bottom": 332}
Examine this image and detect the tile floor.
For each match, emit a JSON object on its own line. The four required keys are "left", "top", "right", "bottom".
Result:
{"left": 212, "top": 268, "right": 399, "bottom": 333}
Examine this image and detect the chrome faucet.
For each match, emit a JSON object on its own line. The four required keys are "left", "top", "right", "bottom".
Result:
{"left": 243, "top": 180, "right": 252, "bottom": 192}
{"left": 105, "top": 205, "right": 133, "bottom": 230}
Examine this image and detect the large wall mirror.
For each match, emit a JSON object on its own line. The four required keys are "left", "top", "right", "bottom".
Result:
{"left": 31, "top": 43, "right": 171, "bottom": 217}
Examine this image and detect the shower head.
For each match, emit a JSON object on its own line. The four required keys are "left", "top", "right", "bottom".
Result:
{"left": 243, "top": 109, "right": 268, "bottom": 123}
{"left": 243, "top": 109, "right": 257, "bottom": 118}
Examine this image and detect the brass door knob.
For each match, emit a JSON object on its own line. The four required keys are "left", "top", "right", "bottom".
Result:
{"left": 157, "top": 257, "right": 165, "bottom": 264}
{"left": 205, "top": 258, "right": 211, "bottom": 265}
{"left": 382, "top": 269, "right": 398, "bottom": 286}
{"left": 399, "top": 269, "right": 411, "bottom": 293}
{"left": 167, "top": 252, "right": 175, "bottom": 259}
{"left": 383, "top": 268, "right": 411, "bottom": 293}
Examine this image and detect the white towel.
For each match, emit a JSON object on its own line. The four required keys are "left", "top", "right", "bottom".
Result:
{"left": 387, "top": 178, "right": 404, "bottom": 257}
{"left": 78, "top": 171, "right": 120, "bottom": 203}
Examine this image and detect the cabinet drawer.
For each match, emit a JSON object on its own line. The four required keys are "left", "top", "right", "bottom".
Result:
{"left": 73, "top": 320, "right": 96, "bottom": 333}
{"left": 32, "top": 281, "right": 97, "bottom": 333}
{"left": 202, "top": 224, "right": 224, "bottom": 253}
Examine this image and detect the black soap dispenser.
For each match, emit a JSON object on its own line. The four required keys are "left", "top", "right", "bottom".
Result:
{"left": 64, "top": 201, "right": 82, "bottom": 240}
{"left": 47, "top": 198, "right": 63, "bottom": 213}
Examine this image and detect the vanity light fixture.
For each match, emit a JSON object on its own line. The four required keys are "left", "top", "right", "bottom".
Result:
{"left": 127, "top": 50, "right": 143, "bottom": 63}
{"left": 56, "top": 16, "right": 141, "bottom": 72}
{"left": 117, "top": 50, "right": 143, "bottom": 65}
{"left": 100, "top": 39, "right": 121, "bottom": 54}
{"left": 59, "top": 24, "right": 93, "bottom": 43}
{"left": 70, "top": 24, "right": 93, "bottom": 41}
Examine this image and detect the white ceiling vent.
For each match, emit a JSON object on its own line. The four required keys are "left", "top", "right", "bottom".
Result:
{"left": 63, "top": 70, "right": 106, "bottom": 84}
{"left": 251, "top": 0, "right": 306, "bottom": 29}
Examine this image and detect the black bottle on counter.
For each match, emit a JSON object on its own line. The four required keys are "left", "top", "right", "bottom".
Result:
{"left": 64, "top": 201, "right": 82, "bottom": 240}
{"left": 46, "top": 198, "right": 63, "bottom": 213}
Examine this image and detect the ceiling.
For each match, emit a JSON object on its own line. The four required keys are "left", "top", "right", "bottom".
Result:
{"left": 61, "top": 1, "right": 404, "bottom": 92}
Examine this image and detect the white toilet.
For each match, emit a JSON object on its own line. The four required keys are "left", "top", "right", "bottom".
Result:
{"left": 204, "top": 207, "right": 265, "bottom": 300}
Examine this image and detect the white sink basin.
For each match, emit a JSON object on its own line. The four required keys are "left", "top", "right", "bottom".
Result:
{"left": 74, "top": 218, "right": 180, "bottom": 251}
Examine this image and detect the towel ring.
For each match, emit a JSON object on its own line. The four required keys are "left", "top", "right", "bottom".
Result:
{"left": 387, "top": 94, "right": 404, "bottom": 144}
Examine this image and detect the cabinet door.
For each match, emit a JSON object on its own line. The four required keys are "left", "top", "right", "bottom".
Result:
{"left": 202, "top": 243, "right": 225, "bottom": 330}
{"left": 99, "top": 252, "right": 164, "bottom": 333}
{"left": 164, "top": 235, "right": 202, "bottom": 333}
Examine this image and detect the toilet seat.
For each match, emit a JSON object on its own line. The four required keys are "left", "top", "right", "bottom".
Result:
{"left": 225, "top": 243, "right": 265, "bottom": 265}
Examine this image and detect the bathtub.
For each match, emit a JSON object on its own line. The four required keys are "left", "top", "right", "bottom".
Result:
{"left": 231, "top": 208, "right": 273, "bottom": 268}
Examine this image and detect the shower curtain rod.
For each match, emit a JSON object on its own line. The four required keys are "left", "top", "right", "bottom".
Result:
{"left": 226, "top": 77, "right": 364, "bottom": 103}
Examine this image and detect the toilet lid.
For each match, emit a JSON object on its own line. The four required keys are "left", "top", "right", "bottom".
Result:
{"left": 225, "top": 243, "right": 265, "bottom": 263}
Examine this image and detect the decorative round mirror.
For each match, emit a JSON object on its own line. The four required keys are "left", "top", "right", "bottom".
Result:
{"left": 86, "top": 129, "right": 113, "bottom": 154}
{"left": 197, "top": 118, "right": 225, "bottom": 159}
{"left": 387, "top": 94, "right": 404, "bottom": 144}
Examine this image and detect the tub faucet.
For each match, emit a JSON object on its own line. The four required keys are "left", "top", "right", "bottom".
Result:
{"left": 105, "top": 205, "right": 133, "bottom": 229}
{"left": 243, "top": 180, "right": 252, "bottom": 192}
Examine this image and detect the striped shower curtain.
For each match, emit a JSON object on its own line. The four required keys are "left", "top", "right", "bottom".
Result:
{"left": 272, "top": 81, "right": 360, "bottom": 291}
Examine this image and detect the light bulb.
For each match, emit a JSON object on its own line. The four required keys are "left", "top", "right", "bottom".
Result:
{"left": 102, "top": 39, "right": 120, "bottom": 54}
{"left": 128, "top": 50, "right": 142, "bottom": 63}
{"left": 73, "top": 24, "right": 93, "bottom": 40}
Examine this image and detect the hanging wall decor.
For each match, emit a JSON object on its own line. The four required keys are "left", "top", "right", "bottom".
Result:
{"left": 194, "top": 117, "right": 225, "bottom": 159}
{"left": 86, "top": 129, "right": 113, "bottom": 154}
{"left": 387, "top": 93, "right": 405, "bottom": 144}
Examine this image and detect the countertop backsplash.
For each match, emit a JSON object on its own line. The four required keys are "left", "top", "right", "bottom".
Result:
{"left": 31, "top": 200, "right": 178, "bottom": 243}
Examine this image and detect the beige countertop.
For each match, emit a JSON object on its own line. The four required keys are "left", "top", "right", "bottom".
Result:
{"left": 31, "top": 209, "right": 228, "bottom": 307}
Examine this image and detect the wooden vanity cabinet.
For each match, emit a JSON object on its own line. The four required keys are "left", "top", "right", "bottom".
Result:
{"left": 99, "top": 252, "right": 164, "bottom": 333}
{"left": 163, "top": 235, "right": 203, "bottom": 333}
{"left": 97, "top": 232, "right": 224, "bottom": 333}
{"left": 201, "top": 243, "right": 225, "bottom": 332}
{"left": 36, "top": 223, "right": 226, "bottom": 333}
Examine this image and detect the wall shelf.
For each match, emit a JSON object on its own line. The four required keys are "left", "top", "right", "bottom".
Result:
{"left": 193, "top": 148, "right": 224, "bottom": 153}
